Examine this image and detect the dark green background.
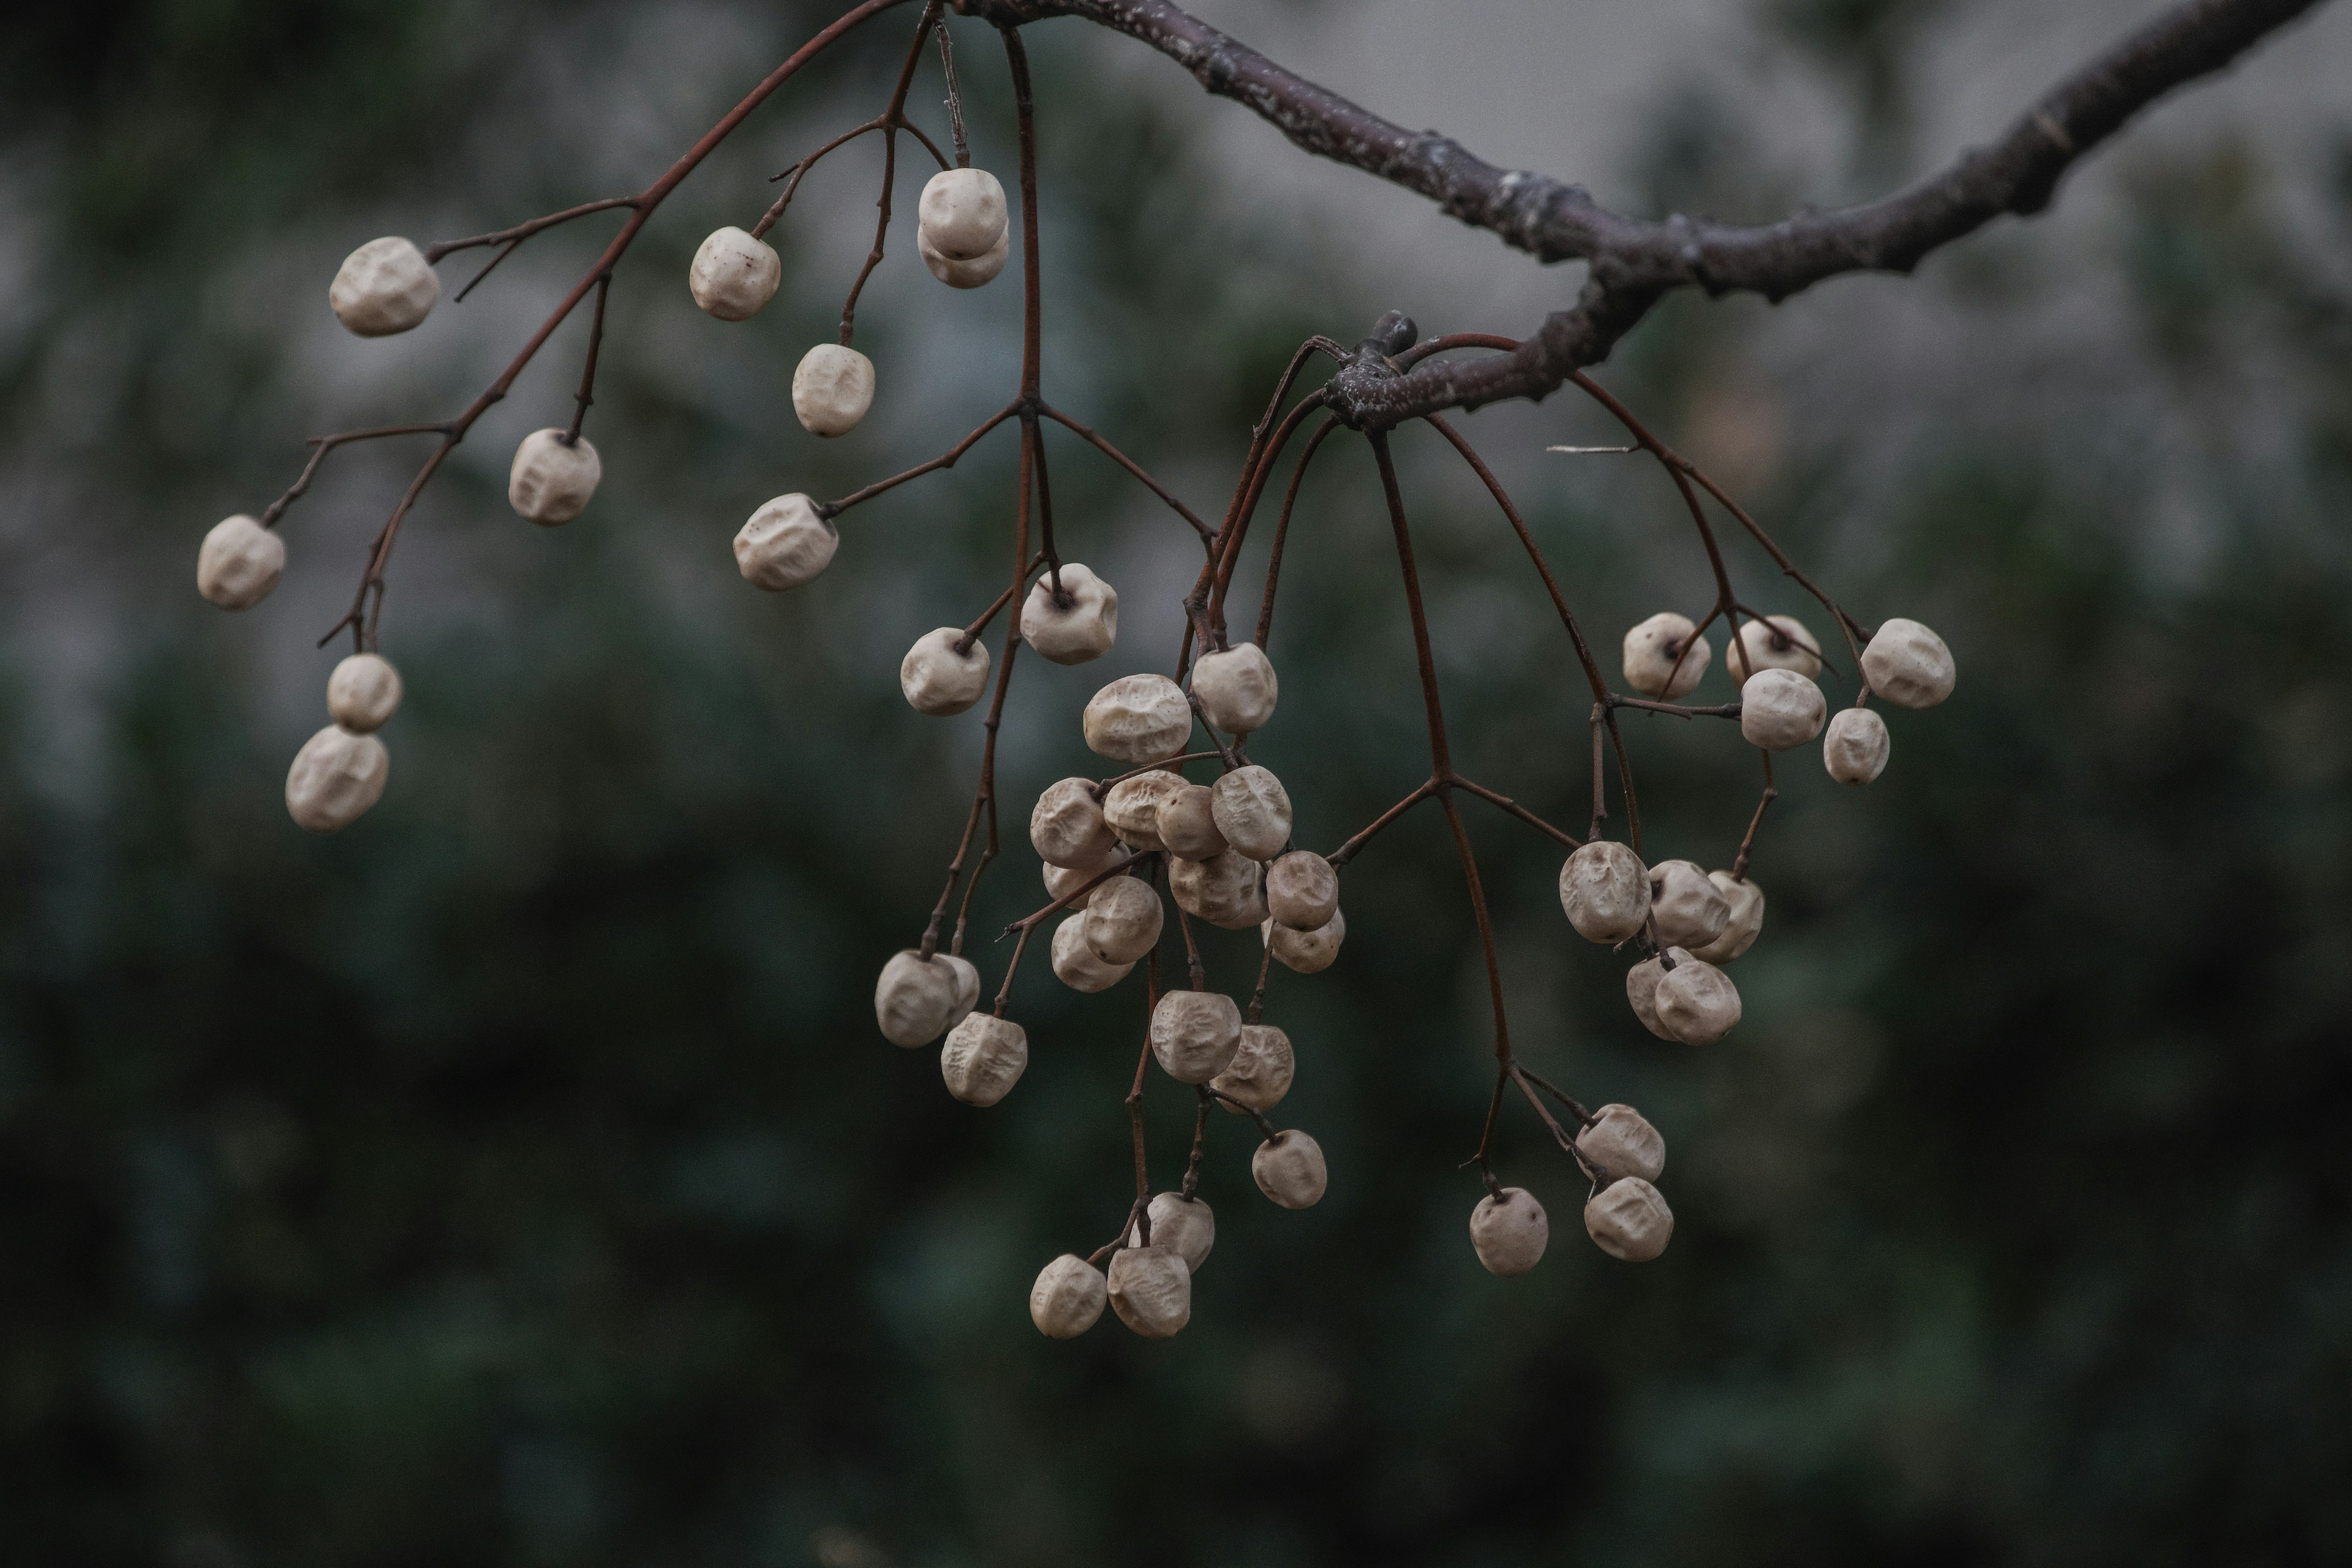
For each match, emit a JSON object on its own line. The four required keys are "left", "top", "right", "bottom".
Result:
{"left": 4, "top": 2, "right": 2349, "bottom": 1564}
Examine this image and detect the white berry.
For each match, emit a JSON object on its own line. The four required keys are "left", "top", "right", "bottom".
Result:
{"left": 940, "top": 1012, "right": 1028, "bottom": 1106}
{"left": 1019, "top": 563, "right": 1118, "bottom": 665}
{"left": 1655, "top": 954, "right": 1741, "bottom": 1044}
{"left": 1031, "top": 777, "right": 1118, "bottom": 869}
{"left": 1150, "top": 989, "right": 1242, "bottom": 1083}
{"left": 1029, "top": 1254, "right": 1106, "bottom": 1338}
{"left": 919, "top": 227, "right": 1008, "bottom": 289}
{"left": 734, "top": 494, "right": 838, "bottom": 590}
{"left": 1051, "top": 913, "right": 1132, "bottom": 993}
{"left": 688, "top": 226, "right": 781, "bottom": 321}
{"left": 328, "top": 236, "right": 438, "bottom": 337}
{"left": 1265, "top": 850, "right": 1338, "bottom": 931}
{"left": 1740, "top": 668, "right": 1826, "bottom": 751}
{"left": 507, "top": 429, "right": 601, "bottom": 526}
{"left": 1103, "top": 771, "right": 1188, "bottom": 851}
{"left": 197, "top": 514, "right": 285, "bottom": 610}
{"left": 1083, "top": 875, "right": 1164, "bottom": 965}
{"left": 1648, "top": 859, "right": 1728, "bottom": 950}
{"left": 1691, "top": 872, "right": 1762, "bottom": 963}
{"left": 1861, "top": 617, "right": 1955, "bottom": 708}
{"left": 1211, "top": 1023, "right": 1293, "bottom": 1114}
{"left": 1824, "top": 706, "right": 1891, "bottom": 784}
{"left": 1082, "top": 674, "right": 1193, "bottom": 765}
{"left": 1584, "top": 1177, "right": 1673, "bottom": 1262}
{"left": 1126, "top": 1193, "right": 1215, "bottom": 1273}
{"left": 326, "top": 653, "right": 402, "bottom": 733}
{"left": 1156, "top": 783, "right": 1228, "bottom": 860}
{"left": 875, "top": 949, "right": 962, "bottom": 1047}
{"left": 1210, "top": 765, "right": 1291, "bottom": 861}
{"left": 1252, "top": 1129, "right": 1327, "bottom": 1209}
{"left": 1192, "top": 643, "right": 1279, "bottom": 734}
{"left": 1725, "top": 614, "right": 1822, "bottom": 682}
{"left": 899, "top": 628, "right": 990, "bottom": 715}
{"left": 1623, "top": 611, "right": 1710, "bottom": 698}
{"left": 1170, "top": 850, "right": 1268, "bottom": 930}
{"left": 791, "top": 344, "right": 874, "bottom": 438}
{"left": 1575, "top": 1103, "right": 1665, "bottom": 1183}
{"left": 1044, "top": 851, "right": 1127, "bottom": 905}
{"left": 918, "top": 167, "right": 1009, "bottom": 260}
{"left": 1559, "top": 841, "right": 1648, "bottom": 943}
{"left": 285, "top": 724, "right": 388, "bottom": 833}
{"left": 1106, "top": 1245, "right": 1190, "bottom": 1338}
{"left": 1262, "top": 908, "right": 1343, "bottom": 974}
{"left": 1470, "top": 1188, "right": 1548, "bottom": 1275}
{"left": 1624, "top": 950, "right": 1676, "bottom": 1039}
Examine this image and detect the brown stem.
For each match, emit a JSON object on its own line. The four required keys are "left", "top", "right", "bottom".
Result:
{"left": 840, "top": 4, "right": 942, "bottom": 344}
{"left": 562, "top": 273, "right": 611, "bottom": 446}
{"left": 823, "top": 399, "right": 1020, "bottom": 519}
{"left": 259, "top": 424, "right": 449, "bottom": 531}
{"left": 1040, "top": 404, "right": 1214, "bottom": 548}
{"left": 1253, "top": 413, "right": 1340, "bottom": 650}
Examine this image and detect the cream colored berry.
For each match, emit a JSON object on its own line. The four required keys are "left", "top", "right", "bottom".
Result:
{"left": 791, "top": 344, "right": 875, "bottom": 437}
{"left": 1051, "top": 913, "right": 1132, "bottom": 993}
{"left": 942, "top": 953, "right": 981, "bottom": 1031}
{"left": 1691, "top": 872, "right": 1762, "bottom": 963}
{"left": 1648, "top": 859, "right": 1728, "bottom": 950}
{"left": 733, "top": 494, "right": 838, "bottom": 591}
{"left": 1252, "top": 1129, "right": 1327, "bottom": 1209}
{"left": 1725, "top": 614, "right": 1822, "bottom": 682}
{"left": 1262, "top": 908, "right": 1343, "bottom": 974}
{"left": 1212, "top": 1023, "right": 1293, "bottom": 1114}
{"left": 1156, "top": 784, "right": 1228, "bottom": 860}
{"left": 1019, "top": 563, "right": 1118, "bottom": 665}
{"left": 1861, "top": 617, "right": 1954, "bottom": 709}
{"left": 919, "top": 227, "right": 1007, "bottom": 289}
{"left": 1655, "top": 954, "right": 1741, "bottom": 1044}
{"left": 1171, "top": 850, "right": 1267, "bottom": 930}
{"left": 1082, "top": 674, "right": 1193, "bottom": 765}
{"left": 1584, "top": 1177, "right": 1673, "bottom": 1262}
{"left": 918, "top": 167, "right": 1009, "bottom": 260}
{"left": 1624, "top": 951, "right": 1677, "bottom": 1040}
{"left": 507, "top": 429, "right": 601, "bottom": 526}
{"left": 1031, "top": 777, "right": 1118, "bottom": 869}
{"left": 1150, "top": 989, "right": 1242, "bottom": 1083}
{"left": 940, "top": 1012, "right": 1028, "bottom": 1106}
{"left": 285, "top": 724, "right": 388, "bottom": 834}
{"left": 1470, "top": 1188, "right": 1548, "bottom": 1276}
{"left": 1104, "top": 771, "right": 1187, "bottom": 851}
{"left": 197, "top": 514, "right": 285, "bottom": 610}
{"left": 1265, "top": 851, "right": 1338, "bottom": 932}
{"left": 1029, "top": 1254, "right": 1106, "bottom": 1338}
{"left": 326, "top": 653, "right": 402, "bottom": 733}
{"left": 1823, "top": 706, "right": 1891, "bottom": 784}
{"left": 1623, "top": 611, "right": 1710, "bottom": 698}
{"left": 875, "top": 949, "right": 961, "bottom": 1047}
{"left": 688, "top": 225, "right": 782, "bottom": 321}
{"left": 1210, "top": 765, "right": 1291, "bottom": 861}
{"left": 1083, "top": 875, "right": 1163, "bottom": 965}
{"left": 900, "top": 627, "right": 991, "bottom": 716}
{"left": 328, "top": 236, "right": 438, "bottom": 336}
{"left": 1126, "top": 1192, "right": 1215, "bottom": 1273}
{"left": 1575, "top": 1103, "right": 1665, "bottom": 1183}
{"left": 1740, "top": 668, "right": 1826, "bottom": 751}
{"left": 1559, "top": 841, "right": 1649, "bottom": 943}
{"left": 1106, "top": 1245, "right": 1190, "bottom": 1338}
{"left": 1043, "top": 851, "right": 1127, "bottom": 905}
{"left": 1192, "top": 644, "right": 1278, "bottom": 735}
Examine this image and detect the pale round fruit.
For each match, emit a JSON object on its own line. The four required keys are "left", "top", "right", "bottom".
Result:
{"left": 1623, "top": 611, "right": 1711, "bottom": 698}
{"left": 1082, "top": 875, "right": 1163, "bottom": 965}
{"left": 1170, "top": 850, "right": 1267, "bottom": 930}
{"left": 1648, "top": 859, "right": 1729, "bottom": 950}
{"left": 1106, "top": 1245, "right": 1190, "bottom": 1338}
{"left": 1150, "top": 990, "right": 1242, "bottom": 1083}
{"left": 1051, "top": 913, "right": 1133, "bottom": 993}
{"left": 1861, "top": 617, "right": 1955, "bottom": 709}
{"left": 1740, "top": 668, "right": 1827, "bottom": 752}
{"left": 1262, "top": 908, "right": 1344, "bottom": 974}
{"left": 1210, "top": 1023, "right": 1293, "bottom": 1114}
{"left": 1156, "top": 784, "right": 1228, "bottom": 860}
{"left": 1126, "top": 1192, "right": 1215, "bottom": 1273}
{"left": 1470, "top": 1188, "right": 1548, "bottom": 1276}
{"left": 1575, "top": 1103, "right": 1665, "bottom": 1183}
{"left": 1559, "top": 841, "right": 1649, "bottom": 944}
{"left": 328, "top": 236, "right": 438, "bottom": 336}
{"left": 1031, "top": 777, "right": 1118, "bottom": 869}
{"left": 1082, "top": 674, "right": 1193, "bottom": 765}
{"left": 1824, "top": 706, "right": 1891, "bottom": 785}
{"left": 941, "top": 953, "right": 981, "bottom": 1032}
{"left": 1103, "top": 771, "right": 1187, "bottom": 852}
{"left": 1585, "top": 1178, "right": 1673, "bottom": 1262}
{"left": 1655, "top": 955, "right": 1741, "bottom": 1044}
{"left": 1029, "top": 1254, "right": 1106, "bottom": 1338}
{"left": 285, "top": 725, "right": 389, "bottom": 833}
{"left": 1251, "top": 1129, "right": 1327, "bottom": 1209}
{"left": 1043, "top": 851, "right": 1128, "bottom": 906}
{"left": 1691, "top": 872, "right": 1763, "bottom": 963}
{"left": 733, "top": 493, "right": 838, "bottom": 590}
{"left": 940, "top": 1012, "right": 1028, "bottom": 1106}
{"left": 326, "top": 653, "right": 402, "bottom": 733}
{"left": 1210, "top": 766, "right": 1292, "bottom": 861}
{"left": 688, "top": 225, "right": 781, "bottom": 321}
{"left": 1265, "top": 851, "right": 1338, "bottom": 932}
{"left": 917, "top": 167, "right": 1009, "bottom": 260}
{"left": 1019, "top": 563, "right": 1118, "bottom": 665}
{"left": 919, "top": 227, "right": 1008, "bottom": 288}
{"left": 791, "top": 343, "right": 875, "bottom": 437}
{"left": 900, "top": 627, "right": 991, "bottom": 716}
{"left": 875, "top": 949, "right": 961, "bottom": 1047}
{"left": 1725, "top": 614, "right": 1823, "bottom": 682}
{"left": 1191, "top": 643, "right": 1279, "bottom": 735}
{"left": 197, "top": 514, "right": 285, "bottom": 610}
{"left": 507, "top": 429, "right": 601, "bottom": 525}
{"left": 1624, "top": 951, "right": 1678, "bottom": 1040}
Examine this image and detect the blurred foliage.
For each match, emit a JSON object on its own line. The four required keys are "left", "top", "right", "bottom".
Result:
{"left": 3, "top": 2, "right": 2351, "bottom": 1567}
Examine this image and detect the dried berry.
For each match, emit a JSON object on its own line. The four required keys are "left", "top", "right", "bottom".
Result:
{"left": 1051, "top": 913, "right": 1132, "bottom": 993}
{"left": 1739, "top": 668, "right": 1826, "bottom": 752}
{"left": 940, "top": 1012, "right": 1028, "bottom": 1106}
{"left": 1082, "top": 875, "right": 1164, "bottom": 965}
{"left": 1170, "top": 850, "right": 1268, "bottom": 930}
{"left": 734, "top": 494, "right": 839, "bottom": 590}
{"left": 1043, "top": 851, "right": 1127, "bottom": 905}
{"left": 1210, "top": 765, "right": 1292, "bottom": 861}
{"left": 1861, "top": 617, "right": 1955, "bottom": 709}
{"left": 1691, "top": 872, "right": 1762, "bottom": 963}
{"left": 1575, "top": 1103, "right": 1664, "bottom": 1183}
{"left": 1470, "top": 1187, "right": 1548, "bottom": 1275}
{"left": 919, "top": 228, "right": 1007, "bottom": 289}
{"left": 1031, "top": 777, "right": 1118, "bottom": 869}
{"left": 875, "top": 949, "right": 963, "bottom": 1047}
{"left": 1082, "top": 674, "right": 1193, "bottom": 764}
{"left": 1823, "top": 706, "right": 1891, "bottom": 784}
{"left": 285, "top": 725, "right": 388, "bottom": 833}
{"left": 1265, "top": 850, "right": 1338, "bottom": 931}
{"left": 1126, "top": 1192, "right": 1215, "bottom": 1273}
{"left": 1725, "top": 614, "right": 1822, "bottom": 682}
{"left": 1211, "top": 1023, "right": 1293, "bottom": 1113}
{"left": 918, "top": 168, "right": 1009, "bottom": 260}
{"left": 1559, "top": 840, "right": 1649, "bottom": 943}
{"left": 1624, "top": 950, "right": 1677, "bottom": 1039}
{"left": 1655, "top": 953, "right": 1741, "bottom": 1044}
{"left": 1251, "top": 1129, "right": 1327, "bottom": 1209}
{"left": 1648, "top": 859, "right": 1729, "bottom": 949}
{"left": 1103, "top": 770, "right": 1187, "bottom": 851}
{"left": 197, "top": 514, "right": 285, "bottom": 610}
{"left": 1584, "top": 1177, "right": 1673, "bottom": 1262}
{"left": 1149, "top": 989, "right": 1242, "bottom": 1083}
{"left": 507, "top": 429, "right": 601, "bottom": 525}
{"left": 1623, "top": 611, "right": 1710, "bottom": 698}
{"left": 900, "top": 627, "right": 991, "bottom": 715}
{"left": 328, "top": 236, "right": 439, "bottom": 337}
{"left": 1262, "top": 909, "right": 1343, "bottom": 974}
{"left": 942, "top": 953, "right": 980, "bottom": 1031}
{"left": 1028, "top": 1254, "right": 1106, "bottom": 1338}
{"left": 792, "top": 343, "right": 875, "bottom": 437}
{"left": 688, "top": 225, "right": 782, "bottom": 320}
{"left": 1156, "top": 783, "right": 1228, "bottom": 860}
{"left": 326, "top": 653, "right": 402, "bottom": 734}
{"left": 1106, "top": 1245, "right": 1190, "bottom": 1338}
{"left": 1191, "top": 643, "right": 1279, "bottom": 734}
{"left": 1019, "top": 563, "right": 1118, "bottom": 665}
